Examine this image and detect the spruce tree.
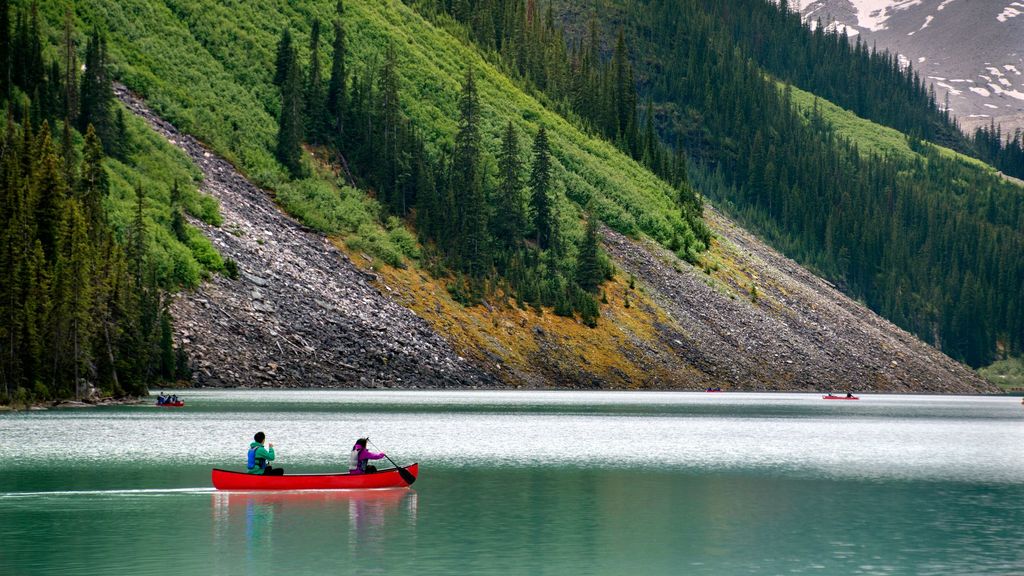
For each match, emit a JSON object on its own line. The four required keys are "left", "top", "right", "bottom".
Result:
{"left": 0, "top": 0, "right": 10, "bottom": 98}
{"left": 576, "top": 216, "right": 602, "bottom": 293}
{"left": 276, "top": 47, "right": 304, "bottom": 177}
{"left": 326, "top": 19, "right": 347, "bottom": 141}
{"left": 127, "top": 183, "right": 147, "bottom": 289}
{"left": 62, "top": 8, "right": 77, "bottom": 123}
{"left": 529, "top": 125, "right": 552, "bottom": 250}
{"left": 18, "top": 3, "right": 43, "bottom": 97}
{"left": 79, "top": 29, "right": 114, "bottom": 151}
{"left": 52, "top": 198, "right": 94, "bottom": 399}
{"left": 273, "top": 28, "right": 293, "bottom": 87}
{"left": 169, "top": 180, "right": 187, "bottom": 242}
{"left": 78, "top": 124, "right": 108, "bottom": 236}
{"left": 305, "top": 19, "right": 327, "bottom": 144}
{"left": 33, "top": 126, "right": 67, "bottom": 262}
{"left": 452, "top": 67, "right": 487, "bottom": 277}
{"left": 494, "top": 121, "right": 525, "bottom": 249}
{"left": 377, "top": 43, "right": 401, "bottom": 212}
{"left": 158, "top": 304, "right": 174, "bottom": 381}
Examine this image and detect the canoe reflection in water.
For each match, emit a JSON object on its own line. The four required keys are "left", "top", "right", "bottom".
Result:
{"left": 211, "top": 489, "right": 417, "bottom": 571}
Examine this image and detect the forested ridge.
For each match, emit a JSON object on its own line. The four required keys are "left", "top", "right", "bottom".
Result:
{"left": 0, "top": 2, "right": 224, "bottom": 403}
{"left": 59, "top": 0, "right": 713, "bottom": 327}
{"left": 6, "top": 0, "right": 1018, "bottom": 399}
{"left": 266, "top": 1, "right": 710, "bottom": 323}
{"left": 5, "top": 0, "right": 717, "bottom": 398}
{"left": 424, "top": 0, "right": 1023, "bottom": 367}
{"left": 620, "top": 0, "right": 1024, "bottom": 367}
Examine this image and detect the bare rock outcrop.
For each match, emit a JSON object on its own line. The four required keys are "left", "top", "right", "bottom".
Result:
{"left": 117, "top": 86, "right": 496, "bottom": 388}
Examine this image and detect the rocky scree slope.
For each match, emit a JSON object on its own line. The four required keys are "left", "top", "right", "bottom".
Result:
{"left": 117, "top": 86, "right": 495, "bottom": 388}
{"left": 119, "top": 90, "right": 993, "bottom": 393}
{"left": 602, "top": 210, "right": 994, "bottom": 393}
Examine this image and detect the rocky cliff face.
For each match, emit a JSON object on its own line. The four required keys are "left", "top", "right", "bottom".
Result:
{"left": 791, "top": 0, "right": 1024, "bottom": 134}
{"left": 117, "top": 86, "right": 995, "bottom": 393}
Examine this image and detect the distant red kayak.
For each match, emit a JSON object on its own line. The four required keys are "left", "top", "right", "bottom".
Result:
{"left": 822, "top": 395, "right": 859, "bottom": 400}
{"left": 211, "top": 464, "right": 419, "bottom": 491}
{"left": 156, "top": 401, "right": 185, "bottom": 407}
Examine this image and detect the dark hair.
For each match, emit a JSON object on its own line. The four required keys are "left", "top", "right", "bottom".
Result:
{"left": 254, "top": 431, "right": 266, "bottom": 443}
{"left": 355, "top": 437, "right": 368, "bottom": 448}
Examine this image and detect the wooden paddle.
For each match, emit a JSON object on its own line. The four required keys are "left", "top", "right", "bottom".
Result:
{"left": 367, "top": 438, "right": 416, "bottom": 486}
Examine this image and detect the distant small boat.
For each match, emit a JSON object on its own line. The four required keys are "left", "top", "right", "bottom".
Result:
{"left": 157, "top": 401, "right": 185, "bottom": 407}
{"left": 822, "top": 395, "right": 859, "bottom": 400}
{"left": 211, "top": 464, "right": 419, "bottom": 491}
{"left": 706, "top": 388, "right": 723, "bottom": 392}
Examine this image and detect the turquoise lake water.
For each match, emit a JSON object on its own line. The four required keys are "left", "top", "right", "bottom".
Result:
{"left": 1, "top": 390, "right": 1022, "bottom": 575}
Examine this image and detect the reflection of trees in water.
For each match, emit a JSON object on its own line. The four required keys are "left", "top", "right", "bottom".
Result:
{"left": 212, "top": 490, "right": 417, "bottom": 573}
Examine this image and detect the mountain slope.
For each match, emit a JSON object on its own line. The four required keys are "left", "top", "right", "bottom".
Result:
{"left": 94, "top": 1, "right": 992, "bottom": 391}
{"left": 545, "top": 0, "right": 1023, "bottom": 368}
{"left": 118, "top": 86, "right": 494, "bottom": 388}
{"left": 791, "top": 0, "right": 1024, "bottom": 134}
{"left": 120, "top": 82, "right": 990, "bottom": 391}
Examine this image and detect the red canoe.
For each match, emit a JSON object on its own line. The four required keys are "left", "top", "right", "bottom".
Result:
{"left": 211, "top": 464, "right": 419, "bottom": 491}
{"left": 822, "top": 395, "right": 859, "bottom": 400}
{"left": 157, "top": 401, "right": 185, "bottom": 407}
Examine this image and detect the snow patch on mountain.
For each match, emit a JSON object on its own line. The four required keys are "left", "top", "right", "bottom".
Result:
{"left": 996, "top": 3, "right": 1023, "bottom": 22}
{"left": 988, "top": 84, "right": 1024, "bottom": 101}
{"left": 784, "top": 0, "right": 1024, "bottom": 133}
{"left": 908, "top": 14, "right": 934, "bottom": 35}
{"left": 793, "top": 0, "right": 923, "bottom": 30}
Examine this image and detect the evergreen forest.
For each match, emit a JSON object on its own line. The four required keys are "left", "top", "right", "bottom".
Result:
{"left": 4, "top": 0, "right": 1022, "bottom": 405}
{"left": 0, "top": 2, "right": 224, "bottom": 403}
{"left": 422, "top": 0, "right": 1024, "bottom": 367}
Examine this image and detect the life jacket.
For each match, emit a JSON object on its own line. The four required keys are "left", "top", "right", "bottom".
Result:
{"left": 348, "top": 445, "right": 364, "bottom": 472}
{"left": 248, "top": 445, "right": 267, "bottom": 471}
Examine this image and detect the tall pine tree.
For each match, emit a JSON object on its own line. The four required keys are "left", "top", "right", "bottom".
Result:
{"left": 494, "top": 121, "right": 525, "bottom": 249}
{"left": 276, "top": 45, "right": 304, "bottom": 177}
{"left": 529, "top": 125, "right": 552, "bottom": 250}
{"left": 453, "top": 68, "right": 488, "bottom": 277}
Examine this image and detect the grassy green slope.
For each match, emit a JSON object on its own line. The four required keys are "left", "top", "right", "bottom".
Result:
{"left": 786, "top": 83, "right": 1001, "bottom": 172}
{"left": 106, "top": 108, "right": 224, "bottom": 286}
{"left": 66, "top": 0, "right": 698, "bottom": 256}
{"left": 979, "top": 357, "right": 1024, "bottom": 391}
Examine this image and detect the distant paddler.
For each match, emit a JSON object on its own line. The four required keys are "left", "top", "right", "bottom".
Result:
{"left": 247, "top": 432, "right": 284, "bottom": 475}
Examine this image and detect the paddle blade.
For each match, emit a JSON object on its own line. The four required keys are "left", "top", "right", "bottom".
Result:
{"left": 398, "top": 466, "right": 416, "bottom": 486}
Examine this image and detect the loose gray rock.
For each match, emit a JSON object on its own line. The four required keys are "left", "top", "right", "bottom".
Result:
{"left": 116, "top": 85, "right": 496, "bottom": 389}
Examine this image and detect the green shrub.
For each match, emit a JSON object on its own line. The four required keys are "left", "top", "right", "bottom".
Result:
{"left": 223, "top": 258, "right": 240, "bottom": 280}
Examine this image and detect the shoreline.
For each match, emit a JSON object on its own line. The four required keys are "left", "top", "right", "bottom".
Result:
{"left": 185, "top": 385, "right": 1013, "bottom": 396}
{"left": 0, "top": 396, "right": 148, "bottom": 412}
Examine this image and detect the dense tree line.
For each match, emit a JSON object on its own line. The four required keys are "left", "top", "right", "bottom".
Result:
{"left": 602, "top": 0, "right": 1023, "bottom": 367}
{"left": 410, "top": 0, "right": 701, "bottom": 202}
{"left": 693, "top": 0, "right": 1024, "bottom": 181}
{"left": 0, "top": 2, "right": 186, "bottom": 403}
{"left": 971, "top": 122, "right": 1024, "bottom": 180}
{"left": 694, "top": 0, "right": 965, "bottom": 150}
{"left": 274, "top": 4, "right": 614, "bottom": 324}
{"left": 405, "top": 0, "right": 1023, "bottom": 366}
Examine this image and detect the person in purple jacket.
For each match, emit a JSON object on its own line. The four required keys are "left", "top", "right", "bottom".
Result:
{"left": 348, "top": 438, "right": 386, "bottom": 474}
